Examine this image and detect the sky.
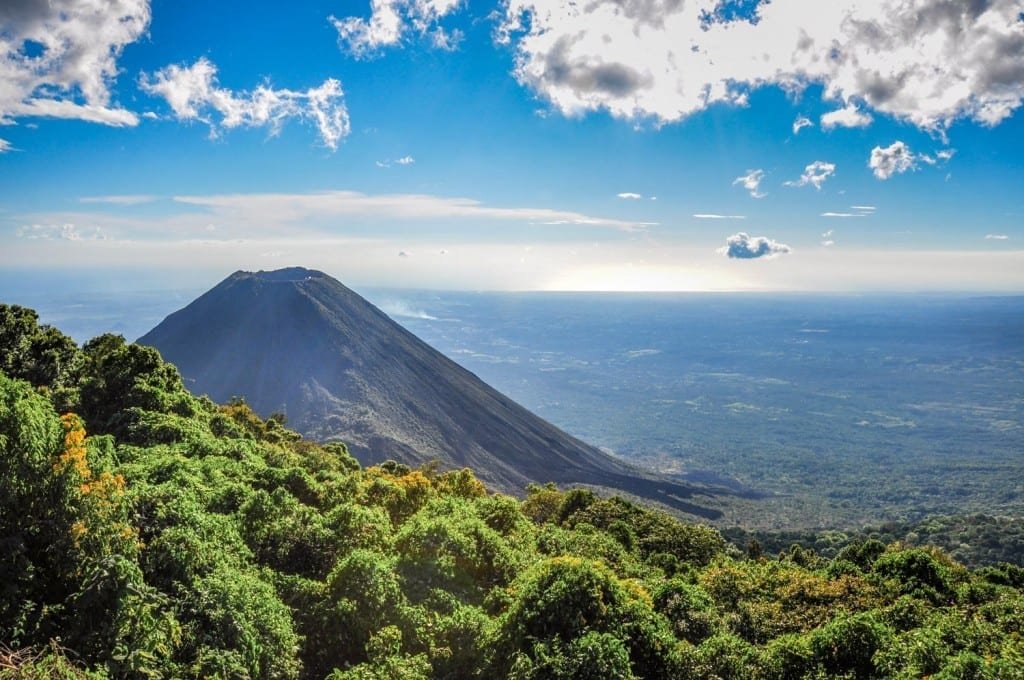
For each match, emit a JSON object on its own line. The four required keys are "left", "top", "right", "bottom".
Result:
{"left": 1, "top": 0, "right": 1023, "bottom": 293}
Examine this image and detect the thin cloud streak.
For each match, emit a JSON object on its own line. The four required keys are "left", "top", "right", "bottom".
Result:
{"left": 164, "top": 190, "right": 657, "bottom": 232}
{"left": 80, "top": 195, "right": 160, "bottom": 205}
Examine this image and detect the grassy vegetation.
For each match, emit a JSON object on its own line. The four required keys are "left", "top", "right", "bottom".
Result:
{"left": 2, "top": 303, "right": 1023, "bottom": 678}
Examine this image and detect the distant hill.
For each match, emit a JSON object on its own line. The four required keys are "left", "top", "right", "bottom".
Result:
{"left": 140, "top": 267, "right": 725, "bottom": 516}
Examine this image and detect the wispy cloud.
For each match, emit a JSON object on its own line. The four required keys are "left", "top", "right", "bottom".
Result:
{"left": 985, "top": 234, "right": 1010, "bottom": 240}
{"left": 822, "top": 212, "right": 862, "bottom": 218}
{"left": 0, "top": 139, "right": 11, "bottom": 154}
{"left": 617, "top": 192, "right": 643, "bottom": 200}
{"left": 785, "top": 161, "right": 836, "bottom": 190}
{"left": 170, "top": 190, "right": 655, "bottom": 232}
{"left": 693, "top": 214, "right": 745, "bottom": 220}
{"left": 80, "top": 195, "right": 159, "bottom": 206}
{"left": 792, "top": 115, "right": 813, "bottom": 135}
{"left": 377, "top": 155, "right": 416, "bottom": 168}
{"left": 733, "top": 169, "right": 766, "bottom": 198}
{"left": 16, "top": 223, "right": 107, "bottom": 241}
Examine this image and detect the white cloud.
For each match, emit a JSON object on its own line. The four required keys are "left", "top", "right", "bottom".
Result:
{"left": 786, "top": 161, "right": 836, "bottom": 190}
{"left": 0, "top": 0, "right": 148, "bottom": 130}
{"left": 822, "top": 229, "right": 834, "bottom": 238}
{"left": 820, "top": 103, "right": 873, "bottom": 130}
{"left": 378, "top": 155, "right": 416, "bottom": 167}
{"left": 80, "top": 195, "right": 159, "bottom": 205}
{"left": 331, "top": 0, "right": 464, "bottom": 58}
{"left": 869, "top": 141, "right": 917, "bottom": 180}
{"left": 16, "top": 223, "right": 106, "bottom": 241}
{"left": 822, "top": 240, "right": 836, "bottom": 247}
{"left": 170, "top": 189, "right": 654, "bottom": 232}
{"left": 617, "top": 192, "right": 643, "bottom": 199}
{"left": 821, "top": 212, "right": 864, "bottom": 218}
{"left": 792, "top": 115, "right": 813, "bottom": 135}
{"left": 920, "top": 148, "right": 957, "bottom": 165}
{"left": 0, "top": 139, "right": 11, "bottom": 153}
{"left": 499, "top": 0, "right": 1024, "bottom": 132}
{"left": 733, "top": 169, "right": 767, "bottom": 198}
{"left": 139, "top": 58, "right": 350, "bottom": 150}
{"left": 693, "top": 214, "right": 745, "bottom": 220}
{"left": 719, "top": 232, "right": 792, "bottom": 260}
{"left": 985, "top": 234, "right": 1010, "bottom": 240}
{"left": 429, "top": 25, "right": 464, "bottom": 51}
{"left": 851, "top": 205, "right": 876, "bottom": 212}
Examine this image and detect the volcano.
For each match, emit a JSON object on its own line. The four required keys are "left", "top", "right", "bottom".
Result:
{"left": 140, "top": 267, "right": 723, "bottom": 517}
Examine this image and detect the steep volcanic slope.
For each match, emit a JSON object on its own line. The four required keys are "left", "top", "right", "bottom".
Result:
{"left": 140, "top": 267, "right": 723, "bottom": 516}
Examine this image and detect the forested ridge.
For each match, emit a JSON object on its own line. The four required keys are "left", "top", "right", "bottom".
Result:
{"left": 1, "top": 303, "right": 1022, "bottom": 679}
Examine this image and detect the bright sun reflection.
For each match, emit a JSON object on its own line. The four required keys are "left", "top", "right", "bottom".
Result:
{"left": 542, "top": 264, "right": 755, "bottom": 292}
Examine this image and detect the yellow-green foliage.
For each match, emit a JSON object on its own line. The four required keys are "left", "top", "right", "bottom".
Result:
{"left": 2, "top": 306, "right": 1024, "bottom": 679}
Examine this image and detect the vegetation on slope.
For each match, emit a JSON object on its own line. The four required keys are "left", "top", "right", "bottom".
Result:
{"left": 1, "top": 304, "right": 1023, "bottom": 679}
{"left": 725, "top": 515, "right": 1024, "bottom": 570}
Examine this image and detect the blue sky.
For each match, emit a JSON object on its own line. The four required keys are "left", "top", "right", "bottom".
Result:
{"left": 1, "top": 0, "right": 1022, "bottom": 292}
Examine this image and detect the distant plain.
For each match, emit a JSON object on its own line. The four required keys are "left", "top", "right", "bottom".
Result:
{"left": 8, "top": 282, "right": 1023, "bottom": 530}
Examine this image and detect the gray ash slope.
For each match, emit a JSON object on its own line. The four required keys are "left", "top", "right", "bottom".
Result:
{"left": 140, "top": 267, "right": 727, "bottom": 517}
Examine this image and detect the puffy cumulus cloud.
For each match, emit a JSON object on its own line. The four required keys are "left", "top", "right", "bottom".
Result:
{"left": 16, "top": 223, "right": 106, "bottom": 241}
{"left": 499, "top": 0, "right": 1024, "bottom": 132}
{"left": 869, "top": 142, "right": 959, "bottom": 180}
{"left": 139, "top": 58, "right": 350, "bottom": 150}
{"left": 395, "top": 155, "right": 416, "bottom": 165}
{"left": 719, "top": 232, "right": 792, "bottom": 259}
{"left": 869, "top": 141, "right": 917, "bottom": 179}
{"left": 0, "top": 0, "right": 149, "bottom": 128}
{"left": 820, "top": 104, "right": 873, "bottom": 130}
{"left": 331, "top": 0, "right": 464, "bottom": 58}
{"left": 785, "top": 161, "right": 836, "bottom": 190}
{"left": 792, "top": 115, "right": 813, "bottom": 135}
{"left": 733, "top": 169, "right": 767, "bottom": 198}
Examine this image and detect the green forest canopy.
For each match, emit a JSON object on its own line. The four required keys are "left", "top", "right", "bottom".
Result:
{"left": 1, "top": 304, "right": 1022, "bottom": 678}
